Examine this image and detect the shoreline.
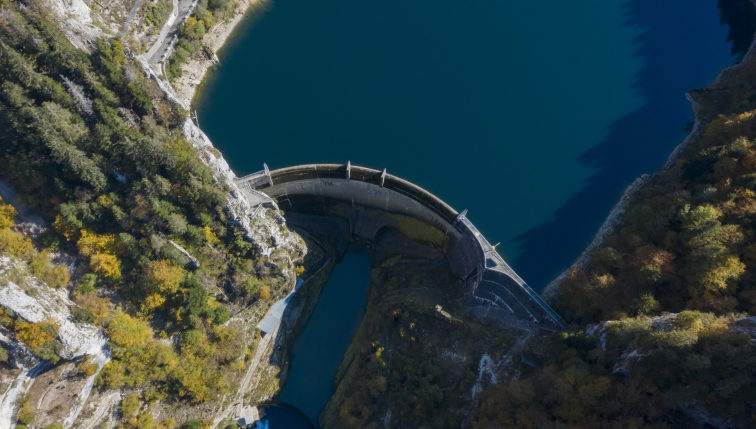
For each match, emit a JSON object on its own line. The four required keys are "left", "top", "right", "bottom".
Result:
{"left": 159, "top": 0, "right": 756, "bottom": 310}
{"left": 541, "top": 6, "right": 756, "bottom": 303}
{"left": 170, "top": 0, "right": 269, "bottom": 106}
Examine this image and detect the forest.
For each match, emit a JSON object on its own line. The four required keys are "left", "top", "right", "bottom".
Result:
{"left": 0, "top": 2, "right": 292, "bottom": 425}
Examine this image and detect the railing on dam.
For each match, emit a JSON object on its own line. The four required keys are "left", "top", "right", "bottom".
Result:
{"left": 237, "top": 163, "right": 568, "bottom": 331}
{"left": 240, "top": 164, "right": 459, "bottom": 224}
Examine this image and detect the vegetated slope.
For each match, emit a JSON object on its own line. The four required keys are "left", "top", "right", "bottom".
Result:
{"left": 0, "top": 3, "right": 303, "bottom": 427}
{"left": 471, "top": 3, "right": 756, "bottom": 428}
{"left": 319, "top": 259, "right": 526, "bottom": 429}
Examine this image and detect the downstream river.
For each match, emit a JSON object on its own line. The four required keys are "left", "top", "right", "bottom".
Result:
{"left": 195, "top": 0, "right": 736, "bottom": 426}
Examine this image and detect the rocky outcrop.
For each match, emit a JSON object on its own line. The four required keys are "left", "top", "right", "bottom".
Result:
{"left": 40, "top": 0, "right": 105, "bottom": 51}
{"left": 0, "top": 258, "right": 107, "bottom": 361}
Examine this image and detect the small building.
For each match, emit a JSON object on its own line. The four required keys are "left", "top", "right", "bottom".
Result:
{"left": 237, "top": 416, "right": 256, "bottom": 429}
{"left": 236, "top": 405, "right": 264, "bottom": 428}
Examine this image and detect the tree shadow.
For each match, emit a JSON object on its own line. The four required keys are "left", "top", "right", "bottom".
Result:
{"left": 513, "top": 0, "right": 737, "bottom": 291}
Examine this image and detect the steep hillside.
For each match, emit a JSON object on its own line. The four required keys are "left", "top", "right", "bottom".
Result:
{"left": 0, "top": 2, "right": 307, "bottom": 428}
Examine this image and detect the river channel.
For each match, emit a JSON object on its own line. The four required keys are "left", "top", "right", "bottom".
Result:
{"left": 195, "top": 0, "right": 738, "bottom": 426}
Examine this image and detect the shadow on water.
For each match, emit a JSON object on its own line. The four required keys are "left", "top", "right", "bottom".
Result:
{"left": 274, "top": 248, "right": 373, "bottom": 427}
{"left": 514, "top": 0, "right": 738, "bottom": 290}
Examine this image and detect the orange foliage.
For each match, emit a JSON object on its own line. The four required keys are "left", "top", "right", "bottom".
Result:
{"left": 77, "top": 295, "right": 111, "bottom": 323}
{"left": 76, "top": 358, "right": 99, "bottom": 377}
{"left": 15, "top": 320, "right": 59, "bottom": 348}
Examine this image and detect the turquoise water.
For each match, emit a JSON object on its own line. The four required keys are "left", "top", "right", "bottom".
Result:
{"left": 277, "top": 251, "right": 372, "bottom": 425}
{"left": 196, "top": 0, "right": 736, "bottom": 290}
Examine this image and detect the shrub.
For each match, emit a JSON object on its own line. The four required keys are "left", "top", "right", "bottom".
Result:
{"left": 0, "top": 197, "right": 16, "bottom": 229}
{"left": 74, "top": 308, "right": 96, "bottom": 324}
{"left": 259, "top": 285, "right": 271, "bottom": 301}
{"left": 17, "top": 405, "right": 34, "bottom": 425}
{"left": 184, "top": 419, "right": 203, "bottom": 429}
{"left": 29, "top": 251, "right": 50, "bottom": 274}
{"left": 41, "top": 265, "right": 70, "bottom": 288}
{"left": 40, "top": 230, "right": 62, "bottom": 251}
{"left": 0, "top": 229, "right": 33, "bottom": 258}
{"left": 138, "top": 412, "right": 156, "bottom": 429}
{"left": 120, "top": 393, "right": 141, "bottom": 417}
{"left": 183, "top": 329, "right": 202, "bottom": 345}
{"left": 76, "top": 295, "right": 111, "bottom": 324}
{"left": 76, "top": 358, "right": 99, "bottom": 377}
{"left": 76, "top": 273, "right": 98, "bottom": 296}
{"left": 108, "top": 314, "right": 152, "bottom": 348}
{"left": 241, "top": 276, "right": 260, "bottom": 295}
{"left": 32, "top": 339, "right": 63, "bottom": 364}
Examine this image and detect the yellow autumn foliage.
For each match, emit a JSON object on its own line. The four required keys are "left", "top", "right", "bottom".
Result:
{"left": 143, "top": 293, "right": 167, "bottom": 311}
{"left": 15, "top": 320, "right": 59, "bottom": 349}
{"left": 203, "top": 226, "right": 219, "bottom": 245}
{"left": 90, "top": 253, "right": 122, "bottom": 280}
{"left": 0, "top": 196, "right": 16, "bottom": 229}
{"left": 97, "top": 194, "right": 114, "bottom": 208}
{"left": 77, "top": 230, "right": 122, "bottom": 257}
{"left": 0, "top": 228, "right": 33, "bottom": 257}
{"left": 108, "top": 314, "right": 153, "bottom": 348}
{"left": 259, "top": 285, "right": 272, "bottom": 301}
{"left": 146, "top": 259, "right": 186, "bottom": 294}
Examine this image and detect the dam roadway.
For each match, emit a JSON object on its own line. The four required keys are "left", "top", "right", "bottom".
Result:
{"left": 234, "top": 163, "right": 568, "bottom": 332}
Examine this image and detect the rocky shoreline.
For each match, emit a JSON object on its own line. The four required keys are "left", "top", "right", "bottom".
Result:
{"left": 171, "top": 0, "right": 267, "bottom": 106}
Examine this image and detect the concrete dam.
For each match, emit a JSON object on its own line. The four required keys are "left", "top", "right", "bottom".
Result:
{"left": 235, "top": 163, "right": 567, "bottom": 332}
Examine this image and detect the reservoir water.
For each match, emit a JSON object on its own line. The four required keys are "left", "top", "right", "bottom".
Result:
{"left": 196, "top": 0, "right": 736, "bottom": 290}
{"left": 194, "top": 0, "right": 738, "bottom": 426}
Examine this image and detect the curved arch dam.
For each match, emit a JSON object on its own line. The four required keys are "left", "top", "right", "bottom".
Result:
{"left": 236, "top": 163, "right": 567, "bottom": 332}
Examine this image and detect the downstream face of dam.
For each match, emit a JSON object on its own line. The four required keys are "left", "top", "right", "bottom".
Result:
{"left": 236, "top": 163, "right": 567, "bottom": 332}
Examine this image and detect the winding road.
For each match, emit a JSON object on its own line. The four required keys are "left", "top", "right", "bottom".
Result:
{"left": 146, "top": 0, "right": 198, "bottom": 64}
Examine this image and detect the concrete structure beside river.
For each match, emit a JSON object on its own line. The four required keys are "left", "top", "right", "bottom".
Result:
{"left": 236, "top": 163, "right": 567, "bottom": 332}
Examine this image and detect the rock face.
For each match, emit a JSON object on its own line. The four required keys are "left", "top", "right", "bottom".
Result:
{"left": 42, "top": 0, "right": 106, "bottom": 51}
{"left": 0, "top": 258, "right": 107, "bottom": 361}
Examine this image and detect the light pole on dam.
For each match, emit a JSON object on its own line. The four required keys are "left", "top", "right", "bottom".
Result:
{"left": 235, "top": 163, "right": 568, "bottom": 332}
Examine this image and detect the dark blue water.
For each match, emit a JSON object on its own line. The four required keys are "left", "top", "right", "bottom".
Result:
{"left": 196, "top": 0, "right": 736, "bottom": 290}
{"left": 277, "top": 251, "right": 372, "bottom": 425}
{"left": 259, "top": 406, "right": 313, "bottom": 429}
